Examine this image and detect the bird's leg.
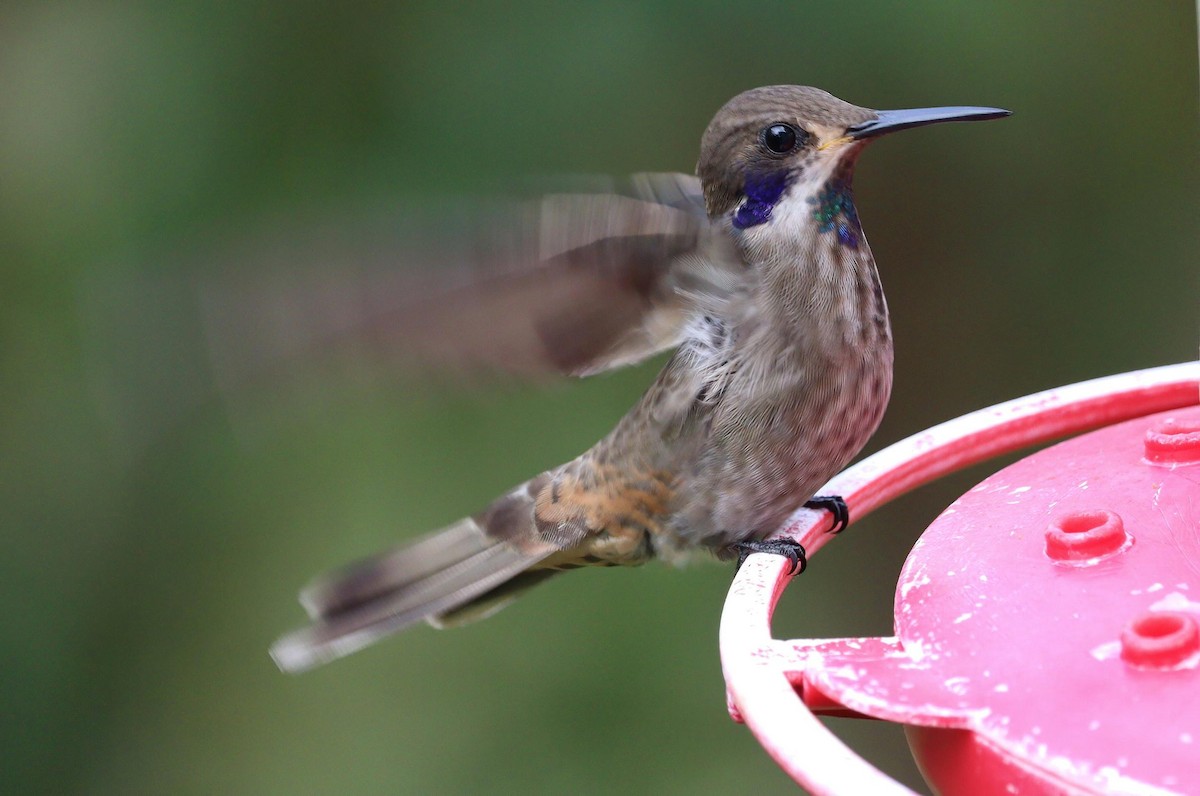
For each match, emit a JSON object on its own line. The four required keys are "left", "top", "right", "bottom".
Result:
{"left": 733, "top": 538, "right": 807, "bottom": 575}
{"left": 804, "top": 495, "right": 849, "bottom": 534}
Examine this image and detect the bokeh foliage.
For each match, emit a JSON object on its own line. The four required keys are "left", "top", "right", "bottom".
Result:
{"left": 3, "top": 2, "right": 1197, "bottom": 793}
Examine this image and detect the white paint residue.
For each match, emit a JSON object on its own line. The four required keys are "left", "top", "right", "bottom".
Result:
{"left": 1148, "top": 582, "right": 1164, "bottom": 593}
{"left": 1004, "top": 486, "right": 1032, "bottom": 505}
{"left": 944, "top": 676, "right": 970, "bottom": 696}
{"left": 1090, "top": 640, "right": 1122, "bottom": 661}
{"left": 1094, "top": 766, "right": 1182, "bottom": 796}
{"left": 1151, "top": 592, "right": 1200, "bottom": 613}
{"left": 979, "top": 574, "right": 989, "bottom": 583}
{"left": 953, "top": 612, "right": 973, "bottom": 624}
{"left": 900, "top": 572, "right": 931, "bottom": 600}
{"left": 1077, "top": 479, "right": 1089, "bottom": 489}
{"left": 829, "top": 664, "right": 861, "bottom": 681}
{"left": 1182, "top": 733, "right": 1193, "bottom": 744}
{"left": 994, "top": 683, "right": 1009, "bottom": 693}
{"left": 896, "top": 638, "right": 928, "bottom": 663}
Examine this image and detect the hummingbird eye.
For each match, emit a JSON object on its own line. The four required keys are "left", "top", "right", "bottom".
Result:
{"left": 760, "top": 123, "right": 804, "bottom": 154}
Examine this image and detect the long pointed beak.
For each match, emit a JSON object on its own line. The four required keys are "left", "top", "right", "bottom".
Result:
{"left": 848, "top": 105, "right": 1011, "bottom": 140}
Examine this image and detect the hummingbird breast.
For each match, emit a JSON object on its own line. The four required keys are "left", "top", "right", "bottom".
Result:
{"left": 654, "top": 222, "right": 894, "bottom": 558}
{"left": 561, "top": 189, "right": 895, "bottom": 564}
{"left": 696, "top": 335, "right": 893, "bottom": 549}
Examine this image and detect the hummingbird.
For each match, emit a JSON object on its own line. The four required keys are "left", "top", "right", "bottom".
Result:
{"left": 269, "top": 85, "right": 1009, "bottom": 673}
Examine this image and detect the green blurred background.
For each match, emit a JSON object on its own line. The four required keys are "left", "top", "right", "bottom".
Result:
{"left": 3, "top": 2, "right": 1197, "bottom": 793}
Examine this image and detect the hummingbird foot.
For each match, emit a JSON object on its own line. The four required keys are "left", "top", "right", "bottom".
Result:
{"left": 733, "top": 538, "right": 807, "bottom": 575}
{"left": 804, "top": 495, "right": 850, "bottom": 534}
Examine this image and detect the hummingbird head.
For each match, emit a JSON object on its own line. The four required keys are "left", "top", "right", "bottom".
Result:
{"left": 697, "top": 86, "right": 1009, "bottom": 244}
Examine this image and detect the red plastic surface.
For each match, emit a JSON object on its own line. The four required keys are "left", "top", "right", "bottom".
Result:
{"left": 869, "top": 405, "right": 1200, "bottom": 794}
{"left": 720, "top": 362, "right": 1200, "bottom": 795}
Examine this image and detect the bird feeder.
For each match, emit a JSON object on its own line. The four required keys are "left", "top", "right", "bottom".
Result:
{"left": 721, "top": 361, "right": 1200, "bottom": 794}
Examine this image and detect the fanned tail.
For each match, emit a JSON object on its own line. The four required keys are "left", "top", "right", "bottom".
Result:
{"left": 271, "top": 477, "right": 571, "bottom": 673}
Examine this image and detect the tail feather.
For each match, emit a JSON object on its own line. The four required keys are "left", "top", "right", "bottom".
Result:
{"left": 271, "top": 525, "right": 548, "bottom": 673}
{"left": 270, "top": 475, "right": 588, "bottom": 674}
{"left": 298, "top": 519, "right": 500, "bottom": 621}
{"left": 427, "top": 569, "right": 559, "bottom": 629}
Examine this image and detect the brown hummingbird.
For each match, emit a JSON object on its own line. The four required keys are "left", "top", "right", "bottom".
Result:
{"left": 269, "top": 85, "right": 1009, "bottom": 673}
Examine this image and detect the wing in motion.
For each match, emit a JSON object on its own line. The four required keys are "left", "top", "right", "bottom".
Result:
{"left": 194, "top": 173, "right": 745, "bottom": 389}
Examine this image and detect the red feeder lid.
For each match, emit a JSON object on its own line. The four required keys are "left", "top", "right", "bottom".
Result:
{"left": 848, "top": 405, "right": 1200, "bottom": 794}
{"left": 721, "top": 363, "right": 1200, "bottom": 795}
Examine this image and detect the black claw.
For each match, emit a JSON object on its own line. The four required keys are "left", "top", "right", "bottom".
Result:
{"left": 805, "top": 495, "right": 850, "bottom": 534}
{"left": 733, "top": 537, "right": 807, "bottom": 575}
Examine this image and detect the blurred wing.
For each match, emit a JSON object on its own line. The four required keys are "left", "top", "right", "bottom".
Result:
{"left": 198, "top": 173, "right": 739, "bottom": 386}
{"left": 80, "top": 174, "right": 742, "bottom": 450}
